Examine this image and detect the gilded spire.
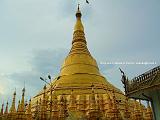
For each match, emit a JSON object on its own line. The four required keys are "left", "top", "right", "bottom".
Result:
{"left": 71, "top": 4, "right": 88, "bottom": 51}
{"left": 4, "top": 101, "right": 8, "bottom": 114}
{"left": 3, "top": 101, "right": 8, "bottom": 120}
{"left": 26, "top": 99, "right": 31, "bottom": 114}
{"left": 9, "top": 90, "right": 16, "bottom": 113}
{"left": 16, "top": 88, "right": 26, "bottom": 120}
{"left": 52, "top": 93, "right": 58, "bottom": 119}
{"left": 8, "top": 91, "right": 17, "bottom": 120}
{"left": 35, "top": 100, "right": 40, "bottom": 120}
{"left": 74, "top": 4, "right": 84, "bottom": 32}
{"left": 17, "top": 100, "right": 21, "bottom": 112}
{"left": 1, "top": 103, "right": 4, "bottom": 115}
{"left": 52, "top": 93, "right": 58, "bottom": 111}
{"left": 21, "top": 87, "right": 25, "bottom": 112}
{"left": 40, "top": 85, "right": 47, "bottom": 120}
{"left": 60, "top": 4, "right": 100, "bottom": 76}
{"left": 26, "top": 99, "right": 32, "bottom": 120}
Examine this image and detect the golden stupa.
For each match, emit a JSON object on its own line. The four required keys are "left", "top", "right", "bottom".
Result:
{"left": 29, "top": 6, "right": 152, "bottom": 120}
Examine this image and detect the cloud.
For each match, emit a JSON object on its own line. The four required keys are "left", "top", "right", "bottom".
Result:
{"left": 98, "top": 62, "right": 115, "bottom": 73}
{"left": 1, "top": 49, "right": 68, "bottom": 104}
{"left": 29, "top": 49, "right": 68, "bottom": 74}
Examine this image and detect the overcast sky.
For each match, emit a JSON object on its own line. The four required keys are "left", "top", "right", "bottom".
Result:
{"left": 0, "top": 0, "right": 159, "bottom": 106}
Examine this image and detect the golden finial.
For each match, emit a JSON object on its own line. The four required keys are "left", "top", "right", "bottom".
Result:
{"left": 74, "top": 4, "right": 84, "bottom": 32}
{"left": 26, "top": 98, "right": 32, "bottom": 115}
{"left": 76, "top": 4, "right": 82, "bottom": 18}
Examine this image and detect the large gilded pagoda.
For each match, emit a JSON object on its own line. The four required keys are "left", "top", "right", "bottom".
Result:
{"left": 0, "top": 5, "right": 153, "bottom": 120}
{"left": 30, "top": 6, "right": 153, "bottom": 120}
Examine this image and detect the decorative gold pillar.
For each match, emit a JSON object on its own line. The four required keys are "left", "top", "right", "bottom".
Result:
{"left": 58, "top": 95, "right": 68, "bottom": 120}
{"left": 52, "top": 93, "right": 58, "bottom": 119}
{"left": 77, "top": 94, "right": 87, "bottom": 119}
{"left": 40, "top": 85, "right": 47, "bottom": 120}
{"left": 68, "top": 90, "right": 77, "bottom": 112}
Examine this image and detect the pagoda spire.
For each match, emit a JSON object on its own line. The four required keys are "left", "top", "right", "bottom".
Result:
{"left": 16, "top": 87, "right": 26, "bottom": 120}
{"left": 17, "top": 100, "right": 21, "bottom": 112}
{"left": 9, "top": 90, "right": 16, "bottom": 113}
{"left": 4, "top": 101, "right": 8, "bottom": 114}
{"left": 52, "top": 93, "right": 58, "bottom": 119}
{"left": 35, "top": 100, "right": 40, "bottom": 120}
{"left": 1, "top": 103, "right": 4, "bottom": 115}
{"left": 74, "top": 4, "right": 84, "bottom": 33}
{"left": 3, "top": 101, "right": 9, "bottom": 119}
{"left": 26, "top": 99, "right": 32, "bottom": 120}
{"left": 0, "top": 103, "right": 4, "bottom": 120}
{"left": 60, "top": 4, "right": 100, "bottom": 76}
{"left": 8, "top": 90, "right": 17, "bottom": 120}
{"left": 69, "top": 4, "right": 90, "bottom": 55}
{"left": 21, "top": 87, "right": 25, "bottom": 112}
{"left": 40, "top": 85, "right": 47, "bottom": 120}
